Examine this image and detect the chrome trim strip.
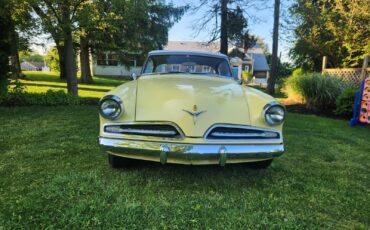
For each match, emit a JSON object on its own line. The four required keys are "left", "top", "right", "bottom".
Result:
{"left": 102, "top": 122, "right": 185, "bottom": 140}
{"left": 107, "top": 128, "right": 177, "bottom": 136}
{"left": 98, "top": 137, "right": 284, "bottom": 165}
{"left": 211, "top": 132, "right": 277, "bottom": 138}
{"left": 204, "top": 124, "right": 282, "bottom": 143}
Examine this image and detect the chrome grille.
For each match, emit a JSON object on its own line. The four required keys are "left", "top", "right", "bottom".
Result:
{"left": 104, "top": 124, "right": 182, "bottom": 138}
{"left": 206, "top": 125, "right": 280, "bottom": 140}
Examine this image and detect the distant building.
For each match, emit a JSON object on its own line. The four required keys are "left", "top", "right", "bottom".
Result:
{"left": 21, "top": 61, "right": 48, "bottom": 71}
{"left": 91, "top": 52, "right": 141, "bottom": 77}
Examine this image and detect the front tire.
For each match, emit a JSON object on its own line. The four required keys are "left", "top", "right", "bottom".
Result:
{"left": 108, "top": 154, "right": 136, "bottom": 168}
{"left": 248, "top": 159, "right": 273, "bottom": 169}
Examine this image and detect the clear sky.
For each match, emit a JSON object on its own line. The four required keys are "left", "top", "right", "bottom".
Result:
{"left": 168, "top": 0, "right": 292, "bottom": 62}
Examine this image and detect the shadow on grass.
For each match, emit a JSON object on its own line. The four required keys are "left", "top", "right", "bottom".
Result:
{"left": 19, "top": 82, "right": 112, "bottom": 93}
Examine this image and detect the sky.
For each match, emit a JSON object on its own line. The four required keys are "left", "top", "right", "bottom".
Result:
{"left": 168, "top": 0, "right": 293, "bottom": 62}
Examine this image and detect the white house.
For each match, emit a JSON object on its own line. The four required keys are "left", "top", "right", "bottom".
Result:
{"left": 91, "top": 52, "right": 141, "bottom": 77}
{"left": 21, "top": 61, "right": 49, "bottom": 71}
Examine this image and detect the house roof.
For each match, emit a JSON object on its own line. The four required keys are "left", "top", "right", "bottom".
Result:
{"left": 149, "top": 50, "right": 228, "bottom": 59}
{"left": 249, "top": 53, "right": 269, "bottom": 71}
{"left": 21, "top": 61, "right": 45, "bottom": 69}
{"left": 165, "top": 41, "right": 220, "bottom": 53}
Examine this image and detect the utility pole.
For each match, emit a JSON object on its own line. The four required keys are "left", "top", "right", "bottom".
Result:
{"left": 267, "top": 0, "right": 280, "bottom": 95}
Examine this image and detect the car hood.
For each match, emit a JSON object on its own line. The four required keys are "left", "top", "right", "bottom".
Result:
{"left": 135, "top": 74, "right": 251, "bottom": 137}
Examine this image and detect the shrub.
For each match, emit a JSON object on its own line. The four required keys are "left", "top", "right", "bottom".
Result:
{"left": 241, "top": 71, "right": 253, "bottom": 83}
{"left": 0, "top": 90, "right": 98, "bottom": 106}
{"left": 284, "top": 72, "right": 343, "bottom": 112}
{"left": 335, "top": 87, "right": 357, "bottom": 118}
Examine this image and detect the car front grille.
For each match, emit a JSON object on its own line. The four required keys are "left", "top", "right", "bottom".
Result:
{"left": 104, "top": 124, "right": 182, "bottom": 139}
{"left": 205, "top": 125, "right": 280, "bottom": 140}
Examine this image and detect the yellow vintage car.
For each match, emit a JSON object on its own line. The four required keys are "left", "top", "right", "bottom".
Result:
{"left": 98, "top": 50, "right": 285, "bottom": 168}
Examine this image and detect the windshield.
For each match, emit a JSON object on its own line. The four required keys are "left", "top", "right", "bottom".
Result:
{"left": 142, "top": 54, "right": 232, "bottom": 77}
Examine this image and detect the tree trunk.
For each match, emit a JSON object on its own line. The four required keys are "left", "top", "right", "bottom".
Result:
{"left": 9, "top": 17, "right": 21, "bottom": 78}
{"left": 0, "top": 2, "right": 12, "bottom": 94}
{"left": 61, "top": 3, "right": 78, "bottom": 95}
{"left": 79, "top": 34, "right": 93, "bottom": 84}
{"left": 220, "top": 0, "right": 228, "bottom": 55}
{"left": 64, "top": 31, "right": 78, "bottom": 95}
{"left": 56, "top": 43, "right": 66, "bottom": 80}
{"left": 267, "top": 0, "right": 280, "bottom": 95}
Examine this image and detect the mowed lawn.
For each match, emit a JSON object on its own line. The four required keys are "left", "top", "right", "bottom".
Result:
{"left": 15, "top": 71, "right": 125, "bottom": 98}
{"left": 0, "top": 106, "right": 369, "bottom": 228}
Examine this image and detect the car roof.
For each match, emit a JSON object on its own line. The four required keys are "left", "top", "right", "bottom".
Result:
{"left": 148, "top": 50, "right": 228, "bottom": 59}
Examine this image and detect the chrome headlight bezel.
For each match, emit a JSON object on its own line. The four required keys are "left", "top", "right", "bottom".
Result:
{"left": 99, "top": 95, "right": 123, "bottom": 120}
{"left": 262, "top": 102, "right": 286, "bottom": 126}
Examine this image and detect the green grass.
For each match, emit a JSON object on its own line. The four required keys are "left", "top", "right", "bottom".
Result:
{"left": 14, "top": 71, "right": 125, "bottom": 98}
{"left": 0, "top": 106, "right": 369, "bottom": 228}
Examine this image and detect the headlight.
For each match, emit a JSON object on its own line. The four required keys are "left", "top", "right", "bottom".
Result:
{"left": 262, "top": 102, "right": 286, "bottom": 126}
{"left": 99, "top": 95, "right": 123, "bottom": 120}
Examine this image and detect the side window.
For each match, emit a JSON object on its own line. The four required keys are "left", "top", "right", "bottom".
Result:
{"left": 218, "top": 61, "right": 231, "bottom": 77}
{"left": 144, "top": 58, "right": 154, "bottom": 73}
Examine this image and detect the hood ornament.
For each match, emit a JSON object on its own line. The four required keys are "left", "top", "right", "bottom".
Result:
{"left": 183, "top": 105, "right": 206, "bottom": 125}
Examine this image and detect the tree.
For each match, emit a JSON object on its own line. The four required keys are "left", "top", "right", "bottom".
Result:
{"left": 19, "top": 51, "right": 44, "bottom": 62}
{"left": 92, "top": 0, "right": 187, "bottom": 65}
{"left": 0, "top": 0, "right": 13, "bottom": 94}
{"left": 288, "top": 0, "right": 370, "bottom": 71}
{"left": 192, "top": 0, "right": 265, "bottom": 55}
{"left": 30, "top": 0, "right": 87, "bottom": 95}
{"left": 45, "top": 47, "right": 59, "bottom": 72}
{"left": 267, "top": 0, "right": 280, "bottom": 95}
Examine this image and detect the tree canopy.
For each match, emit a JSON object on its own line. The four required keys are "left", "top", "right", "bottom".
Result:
{"left": 288, "top": 0, "right": 370, "bottom": 71}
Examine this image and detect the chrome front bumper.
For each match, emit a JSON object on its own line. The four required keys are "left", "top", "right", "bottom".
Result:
{"left": 98, "top": 137, "right": 284, "bottom": 165}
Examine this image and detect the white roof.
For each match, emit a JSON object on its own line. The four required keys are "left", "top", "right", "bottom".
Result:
{"left": 149, "top": 50, "right": 228, "bottom": 59}
{"left": 165, "top": 41, "right": 220, "bottom": 53}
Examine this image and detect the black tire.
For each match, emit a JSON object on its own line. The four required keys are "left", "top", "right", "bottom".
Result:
{"left": 248, "top": 159, "right": 273, "bottom": 169}
{"left": 108, "top": 154, "right": 136, "bottom": 168}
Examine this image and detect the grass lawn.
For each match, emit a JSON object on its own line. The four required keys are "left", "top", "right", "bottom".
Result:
{"left": 0, "top": 106, "right": 369, "bottom": 228}
{"left": 15, "top": 71, "right": 125, "bottom": 98}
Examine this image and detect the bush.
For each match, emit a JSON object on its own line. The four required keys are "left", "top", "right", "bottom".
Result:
{"left": 241, "top": 71, "right": 253, "bottom": 83}
{"left": 0, "top": 89, "right": 98, "bottom": 106}
{"left": 284, "top": 72, "right": 343, "bottom": 112}
{"left": 335, "top": 87, "right": 357, "bottom": 118}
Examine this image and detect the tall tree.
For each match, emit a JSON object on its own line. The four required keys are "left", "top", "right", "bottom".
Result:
{"left": 94, "top": 0, "right": 187, "bottom": 65}
{"left": 0, "top": 0, "right": 13, "bottom": 93}
{"left": 267, "top": 0, "right": 280, "bottom": 95}
{"left": 192, "top": 0, "right": 264, "bottom": 55}
{"left": 288, "top": 0, "right": 370, "bottom": 71}
{"left": 30, "top": 0, "right": 84, "bottom": 95}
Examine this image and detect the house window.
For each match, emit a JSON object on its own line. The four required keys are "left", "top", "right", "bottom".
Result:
{"left": 172, "top": 64, "right": 180, "bottom": 72}
{"left": 97, "top": 53, "right": 107, "bottom": 66}
{"left": 97, "top": 53, "right": 119, "bottom": 66}
{"left": 244, "top": 65, "right": 249, "bottom": 72}
{"left": 107, "top": 54, "right": 118, "bottom": 66}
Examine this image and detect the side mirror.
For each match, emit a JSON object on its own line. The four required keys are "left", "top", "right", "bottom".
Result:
{"left": 131, "top": 72, "right": 137, "bottom": 80}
